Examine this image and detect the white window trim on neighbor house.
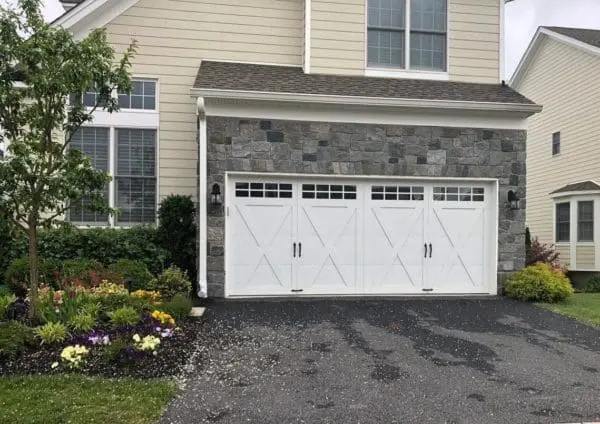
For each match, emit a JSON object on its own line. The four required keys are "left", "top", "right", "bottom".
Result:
{"left": 552, "top": 192, "right": 600, "bottom": 271}
{"left": 364, "top": 0, "right": 450, "bottom": 81}
{"left": 68, "top": 77, "right": 160, "bottom": 228}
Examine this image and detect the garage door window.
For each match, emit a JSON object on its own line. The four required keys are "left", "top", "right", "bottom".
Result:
{"left": 433, "top": 186, "right": 484, "bottom": 202}
{"left": 302, "top": 184, "right": 357, "bottom": 199}
{"left": 371, "top": 185, "right": 424, "bottom": 200}
{"left": 235, "top": 182, "right": 293, "bottom": 198}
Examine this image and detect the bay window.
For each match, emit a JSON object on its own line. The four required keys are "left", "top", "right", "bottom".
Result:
{"left": 367, "top": 0, "right": 447, "bottom": 72}
{"left": 578, "top": 201, "right": 594, "bottom": 242}
{"left": 555, "top": 202, "right": 570, "bottom": 242}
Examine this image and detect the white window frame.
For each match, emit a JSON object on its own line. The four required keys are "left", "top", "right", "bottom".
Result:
{"left": 364, "top": 0, "right": 450, "bottom": 80}
{"left": 68, "top": 76, "right": 160, "bottom": 228}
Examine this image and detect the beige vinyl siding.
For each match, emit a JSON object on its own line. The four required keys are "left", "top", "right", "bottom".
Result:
{"left": 105, "top": 0, "right": 303, "bottom": 199}
{"left": 310, "top": 0, "right": 365, "bottom": 75}
{"left": 309, "top": 0, "right": 499, "bottom": 82}
{"left": 448, "top": 0, "right": 499, "bottom": 83}
{"left": 556, "top": 245, "right": 571, "bottom": 267}
{"left": 517, "top": 36, "right": 600, "bottom": 244}
{"left": 576, "top": 245, "right": 596, "bottom": 269}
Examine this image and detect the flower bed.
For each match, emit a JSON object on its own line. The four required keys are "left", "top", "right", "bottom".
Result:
{"left": 0, "top": 265, "right": 200, "bottom": 379}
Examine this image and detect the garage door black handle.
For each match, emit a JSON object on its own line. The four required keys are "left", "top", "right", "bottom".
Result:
{"left": 293, "top": 242, "right": 296, "bottom": 258}
{"left": 429, "top": 243, "right": 432, "bottom": 258}
{"left": 424, "top": 243, "right": 427, "bottom": 258}
{"left": 299, "top": 243, "right": 302, "bottom": 258}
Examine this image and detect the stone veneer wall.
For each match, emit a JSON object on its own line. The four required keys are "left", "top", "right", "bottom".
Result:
{"left": 206, "top": 117, "right": 526, "bottom": 297}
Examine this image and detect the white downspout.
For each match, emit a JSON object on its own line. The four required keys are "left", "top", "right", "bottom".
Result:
{"left": 196, "top": 97, "right": 208, "bottom": 298}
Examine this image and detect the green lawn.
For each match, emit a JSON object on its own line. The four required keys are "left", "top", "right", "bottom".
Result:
{"left": 538, "top": 293, "right": 600, "bottom": 326}
{"left": 0, "top": 374, "right": 177, "bottom": 424}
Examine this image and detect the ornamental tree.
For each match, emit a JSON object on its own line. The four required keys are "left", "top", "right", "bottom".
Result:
{"left": 0, "top": 0, "right": 136, "bottom": 318}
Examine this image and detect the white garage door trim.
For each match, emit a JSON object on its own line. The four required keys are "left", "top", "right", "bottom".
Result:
{"left": 224, "top": 172, "right": 499, "bottom": 297}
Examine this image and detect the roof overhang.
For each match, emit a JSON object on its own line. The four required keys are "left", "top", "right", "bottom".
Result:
{"left": 52, "top": 0, "right": 139, "bottom": 38}
{"left": 190, "top": 88, "right": 543, "bottom": 117}
{"left": 510, "top": 27, "right": 600, "bottom": 88}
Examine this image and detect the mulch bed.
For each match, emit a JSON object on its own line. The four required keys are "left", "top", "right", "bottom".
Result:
{"left": 0, "top": 317, "right": 205, "bottom": 379}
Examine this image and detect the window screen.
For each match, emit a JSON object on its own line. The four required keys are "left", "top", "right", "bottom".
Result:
{"left": 68, "top": 127, "right": 110, "bottom": 224}
{"left": 578, "top": 201, "right": 594, "bottom": 242}
{"left": 118, "top": 79, "right": 156, "bottom": 110}
{"left": 367, "top": 0, "right": 406, "bottom": 67}
{"left": 115, "top": 129, "right": 157, "bottom": 225}
{"left": 556, "top": 202, "right": 570, "bottom": 242}
{"left": 410, "top": 0, "right": 447, "bottom": 71}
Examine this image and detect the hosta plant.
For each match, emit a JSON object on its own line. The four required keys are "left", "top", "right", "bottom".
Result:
{"left": 35, "top": 322, "right": 68, "bottom": 344}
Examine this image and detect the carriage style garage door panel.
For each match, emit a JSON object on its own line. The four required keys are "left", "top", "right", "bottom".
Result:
{"left": 227, "top": 176, "right": 497, "bottom": 297}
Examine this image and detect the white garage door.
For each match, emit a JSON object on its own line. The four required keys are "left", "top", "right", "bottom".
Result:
{"left": 226, "top": 176, "right": 496, "bottom": 297}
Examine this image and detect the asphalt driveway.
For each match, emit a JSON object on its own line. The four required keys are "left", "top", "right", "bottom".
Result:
{"left": 160, "top": 299, "right": 600, "bottom": 424}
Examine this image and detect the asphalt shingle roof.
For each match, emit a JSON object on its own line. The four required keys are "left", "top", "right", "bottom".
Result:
{"left": 194, "top": 61, "right": 536, "bottom": 105}
{"left": 551, "top": 181, "right": 600, "bottom": 194}
{"left": 545, "top": 26, "right": 600, "bottom": 49}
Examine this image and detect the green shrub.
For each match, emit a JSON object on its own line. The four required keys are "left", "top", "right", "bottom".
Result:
{"left": 584, "top": 275, "right": 600, "bottom": 293}
{"left": 0, "top": 294, "right": 16, "bottom": 320}
{"left": 35, "top": 322, "right": 68, "bottom": 344}
{"left": 4, "top": 257, "right": 61, "bottom": 296}
{"left": 0, "top": 211, "right": 26, "bottom": 285}
{"left": 505, "top": 263, "right": 574, "bottom": 303}
{"left": 68, "top": 313, "right": 96, "bottom": 333}
{"left": 0, "top": 322, "right": 36, "bottom": 358}
{"left": 80, "top": 301, "right": 101, "bottom": 319}
{"left": 108, "top": 260, "right": 154, "bottom": 292}
{"left": 150, "top": 266, "right": 192, "bottom": 300}
{"left": 156, "top": 294, "right": 192, "bottom": 319}
{"left": 108, "top": 307, "right": 140, "bottom": 327}
{"left": 0, "top": 285, "right": 11, "bottom": 296}
{"left": 61, "top": 259, "right": 105, "bottom": 279}
{"left": 157, "top": 195, "right": 197, "bottom": 283}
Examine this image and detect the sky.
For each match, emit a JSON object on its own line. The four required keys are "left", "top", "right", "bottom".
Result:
{"left": 6, "top": 0, "right": 600, "bottom": 80}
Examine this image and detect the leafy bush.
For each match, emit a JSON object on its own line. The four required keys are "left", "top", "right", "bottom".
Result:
{"left": 156, "top": 294, "right": 192, "bottom": 320}
{"left": 505, "top": 263, "right": 574, "bottom": 303}
{"left": 38, "top": 289, "right": 92, "bottom": 324}
{"left": 61, "top": 259, "right": 105, "bottom": 280}
{"left": 108, "top": 307, "right": 140, "bottom": 327}
{"left": 584, "top": 275, "right": 600, "bottom": 293}
{"left": 526, "top": 237, "right": 560, "bottom": 267}
{"left": 0, "top": 211, "right": 25, "bottom": 285}
{"left": 3, "top": 225, "right": 167, "bottom": 276}
{"left": 108, "top": 260, "right": 154, "bottom": 292}
{"left": 0, "top": 294, "right": 16, "bottom": 320}
{"left": 157, "top": 195, "right": 197, "bottom": 283}
{"left": 35, "top": 322, "right": 68, "bottom": 344}
{"left": 149, "top": 266, "right": 192, "bottom": 300}
{"left": 68, "top": 313, "right": 96, "bottom": 333}
{"left": 4, "top": 257, "right": 60, "bottom": 296}
{"left": 0, "top": 321, "right": 36, "bottom": 358}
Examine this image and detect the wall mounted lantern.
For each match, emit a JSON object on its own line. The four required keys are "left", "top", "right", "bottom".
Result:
{"left": 211, "top": 183, "right": 222, "bottom": 206}
{"left": 507, "top": 190, "right": 520, "bottom": 210}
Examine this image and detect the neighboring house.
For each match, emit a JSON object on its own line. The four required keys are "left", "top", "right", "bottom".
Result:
{"left": 54, "top": 0, "right": 540, "bottom": 298}
{"left": 511, "top": 26, "right": 600, "bottom": 283}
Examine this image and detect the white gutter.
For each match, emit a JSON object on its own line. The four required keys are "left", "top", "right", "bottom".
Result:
{"left": 196, "top": 97, "right": 208, "bottom": 299}
{"left": 189, "top": 88, "right": 543, "bottom": 115}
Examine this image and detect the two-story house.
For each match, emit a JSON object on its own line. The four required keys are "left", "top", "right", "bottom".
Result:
{"left": 55, "top": 0, "right": 540, "bottom": 298}
{"left": 510, "top": 26, "right": 600, "bottom": 286}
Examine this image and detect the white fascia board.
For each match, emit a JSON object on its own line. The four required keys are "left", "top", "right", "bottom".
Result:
{"left": 53, "top": 0, "right": 140, "bottom": 38}
{"left": 510, "top": 27, "right": 600, "bottom": 88}
{"left": 201, "top": 98, "right": 531, "bottom": 130}
{"left": 190, "top": 88, "right": 543, "bottom": 115}
{"left": 550, "top": 191, "right": 600, "bottom": 199}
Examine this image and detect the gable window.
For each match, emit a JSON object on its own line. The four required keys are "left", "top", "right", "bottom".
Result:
{"left": 118, "top": 79, "right": 156, "bottom": 110}
{"left": 552, "top": 131, "right": 560, "bottom": 155}
{"left": 578, "top": 201, "right": 594, "bottom": 242}
{"left": 555, "top": 202, "right": 570, "bottom": 242}
{"left": 367, "top": 0, "right": 447, "bottom": 72}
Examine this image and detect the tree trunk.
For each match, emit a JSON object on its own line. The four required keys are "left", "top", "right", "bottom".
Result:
{"left": 27, "top": 224, "right": 39, "bottom": 320}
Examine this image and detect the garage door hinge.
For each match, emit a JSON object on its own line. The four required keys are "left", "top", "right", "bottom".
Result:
{"left": 291, "top": 289, "right": 304, "bottom": 293}
{"left": 422, "top": 289, "right": 434, "bottom": 292}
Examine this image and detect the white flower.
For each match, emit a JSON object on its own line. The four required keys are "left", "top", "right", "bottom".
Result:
{"left": 51, "top": 362, "right": 59, "bottom": 369}
{"left": 102, "top": 335, "right": 110, "bottom": 345}
{"left": 132, "top": 334, "right": 141, "bottom": 343}
{"left": 153, "top": 351, "right": 158, "bottom": 356}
